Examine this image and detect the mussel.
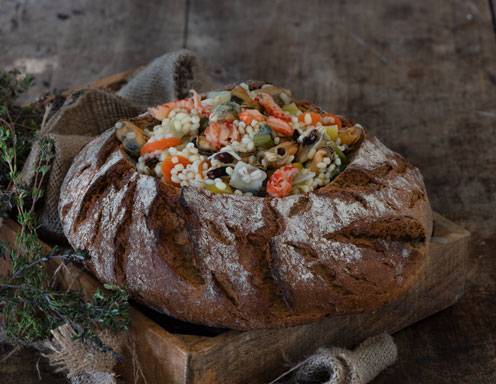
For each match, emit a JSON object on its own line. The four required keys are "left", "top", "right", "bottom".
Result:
{"left": 209, "top": 102, "right": 241, "bottom": 123}
{"left": 231, "top": 85, "right": 257, "bottom": 107}
{"left": 296, "top": 129, "right": 328, "bottom": 163}
{"left": 194, "top": 135, "right": 216, "bottom": 155}
{"left": 213, "top": 151, "right": 237, "bottom": 164}
{"left": 263, "top": 141, "right": 298, "bottom": 168}
{"left": 115, "top": 120, "right": 148, "bottom": 157}
{"left": 338, "top": 125, "right": 364, "bottom": 146}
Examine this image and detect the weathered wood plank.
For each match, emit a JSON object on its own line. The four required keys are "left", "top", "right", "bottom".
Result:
{"left": 0, "top": 0, "right": 187, "bottom": 100}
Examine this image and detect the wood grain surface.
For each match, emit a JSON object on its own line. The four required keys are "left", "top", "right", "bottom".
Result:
{"left": 1, "top": 0, "right": 495, "bottom": 383}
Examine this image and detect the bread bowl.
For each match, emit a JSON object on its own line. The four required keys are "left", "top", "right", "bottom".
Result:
{"left": 59, "top": 81, "right": 432, "bottom": 330}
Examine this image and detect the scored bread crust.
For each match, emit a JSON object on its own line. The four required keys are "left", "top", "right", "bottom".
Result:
{"left": 59, "top": 126, "right": 433, "bottom": 330}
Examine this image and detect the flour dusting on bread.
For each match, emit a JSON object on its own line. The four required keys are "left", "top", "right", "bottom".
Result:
{"left": 59, "top": 82, "right": 432, "bottom": 330}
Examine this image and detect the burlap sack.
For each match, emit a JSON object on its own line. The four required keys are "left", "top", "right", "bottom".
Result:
{"left": 117, "top": 49, "right": 216, "bottom": 107}
{"left": 21, "top": 49, "right": 216, "bottom": 240}
{"left": 293, "top": 334, "right": 398, "bottom": 384}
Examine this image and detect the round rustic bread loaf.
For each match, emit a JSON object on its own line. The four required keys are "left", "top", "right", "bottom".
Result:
{"left": 59, "top": 110, "right": 432, "bottom": 331}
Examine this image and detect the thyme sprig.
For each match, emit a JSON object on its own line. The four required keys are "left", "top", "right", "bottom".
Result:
{"left": 0, "top": 69, "right": 130, "bottom": 351}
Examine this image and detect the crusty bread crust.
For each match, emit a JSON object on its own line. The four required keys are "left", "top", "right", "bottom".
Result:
{"left": 59, "top": 127, "right": 432, "bottom": 329}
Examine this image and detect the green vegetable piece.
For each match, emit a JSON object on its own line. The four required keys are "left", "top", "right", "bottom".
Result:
{"left": 282, "top": 103, "right": 301, "bottom": 116}
{"left": 205, "top": 183, "right": 233, "bottom": 194}
{"left": 253, "top": 134, "right": 274, "bottom": 148}
{"left": 324, "top": 125, "right": 339, "bottom": 141}
{"left": 329, "top": 140, "right": 347, "bottom": 163}
{"left": 253, "top": 124, "right": 275, "bottom": 148}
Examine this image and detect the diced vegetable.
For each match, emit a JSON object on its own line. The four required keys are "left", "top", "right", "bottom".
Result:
{"left": 321, "top": 113, "right": 342, "bottom": 128}
{"left": 323, "top": 125, "right": 339, "bottom": 141}
{"left": 205, "top": 183, "right": 233, "bottom": 194}
{"left": 292, "top": 162, "right": 304, "bottom": 170}
{"left": 329, "top": 140, "right": 347, "bottom": 162}
{"left": 140, "top": 137, "right": 182, "bottom": 155}
{"left": 161, "top": 156, "right": 191, "bottom": 184}
{"left": 253, "top": 124, "right": 275, "bottom": 148}
{"left": 282, "top": 103, "right": 301, "bottom": 116}
{"left": 253, "top": 134, "right": 274, "bottom": 149}
{"left": 298, "top": 112, "right": 321, "bottom": 125}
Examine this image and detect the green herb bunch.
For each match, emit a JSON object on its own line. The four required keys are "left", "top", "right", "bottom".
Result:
{"left": 0, "top": 69, "right": 130, "bottom": 350}
{"left": 0, "top": 70, "right": 42, "bottom": 190}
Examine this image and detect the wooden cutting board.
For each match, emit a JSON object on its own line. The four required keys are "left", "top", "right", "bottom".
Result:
{"left": 0, "top": 213, "right": 469, "bottom": 384}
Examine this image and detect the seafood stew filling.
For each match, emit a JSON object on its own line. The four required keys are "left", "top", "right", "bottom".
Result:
{"left": 115, "top": 82, "right": 364, "bottom": 197}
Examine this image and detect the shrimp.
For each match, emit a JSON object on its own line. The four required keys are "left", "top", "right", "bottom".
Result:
{"left": 266, "top": 116, "right": 294, "bottom": 137}
{"left": 267, "top": 165, "right": 299, "bottom": 197}
{"left": 148, "top": 99, "right": 195, "bottom": 120}
{"left": 255, "top": 93, "right": 291, "bottom": 122}
{"left": 204, "top": 122, "right": 240, "bottom": 150}
{"left": 239, "top": 109, "right": 266, "bottom": 125}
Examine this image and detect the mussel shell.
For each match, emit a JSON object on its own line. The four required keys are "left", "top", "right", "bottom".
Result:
{"left": 115, "top": 120, "right": 147, "bottom": 157}
{"left": 194, "top": 136, "right": 216, "bottom": 155}
{"left": 263, "top": 141, "right": 298, "bottom": 168}
{"left": 297, "top": 129, "right": 327, "bottom": 163}
{"left": 209, "top": 102, "right": 241, "bottom": 123}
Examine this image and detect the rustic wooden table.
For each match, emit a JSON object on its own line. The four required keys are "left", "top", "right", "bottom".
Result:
{"left": 1, "top": 1, "right": 495, "bottom": 383}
